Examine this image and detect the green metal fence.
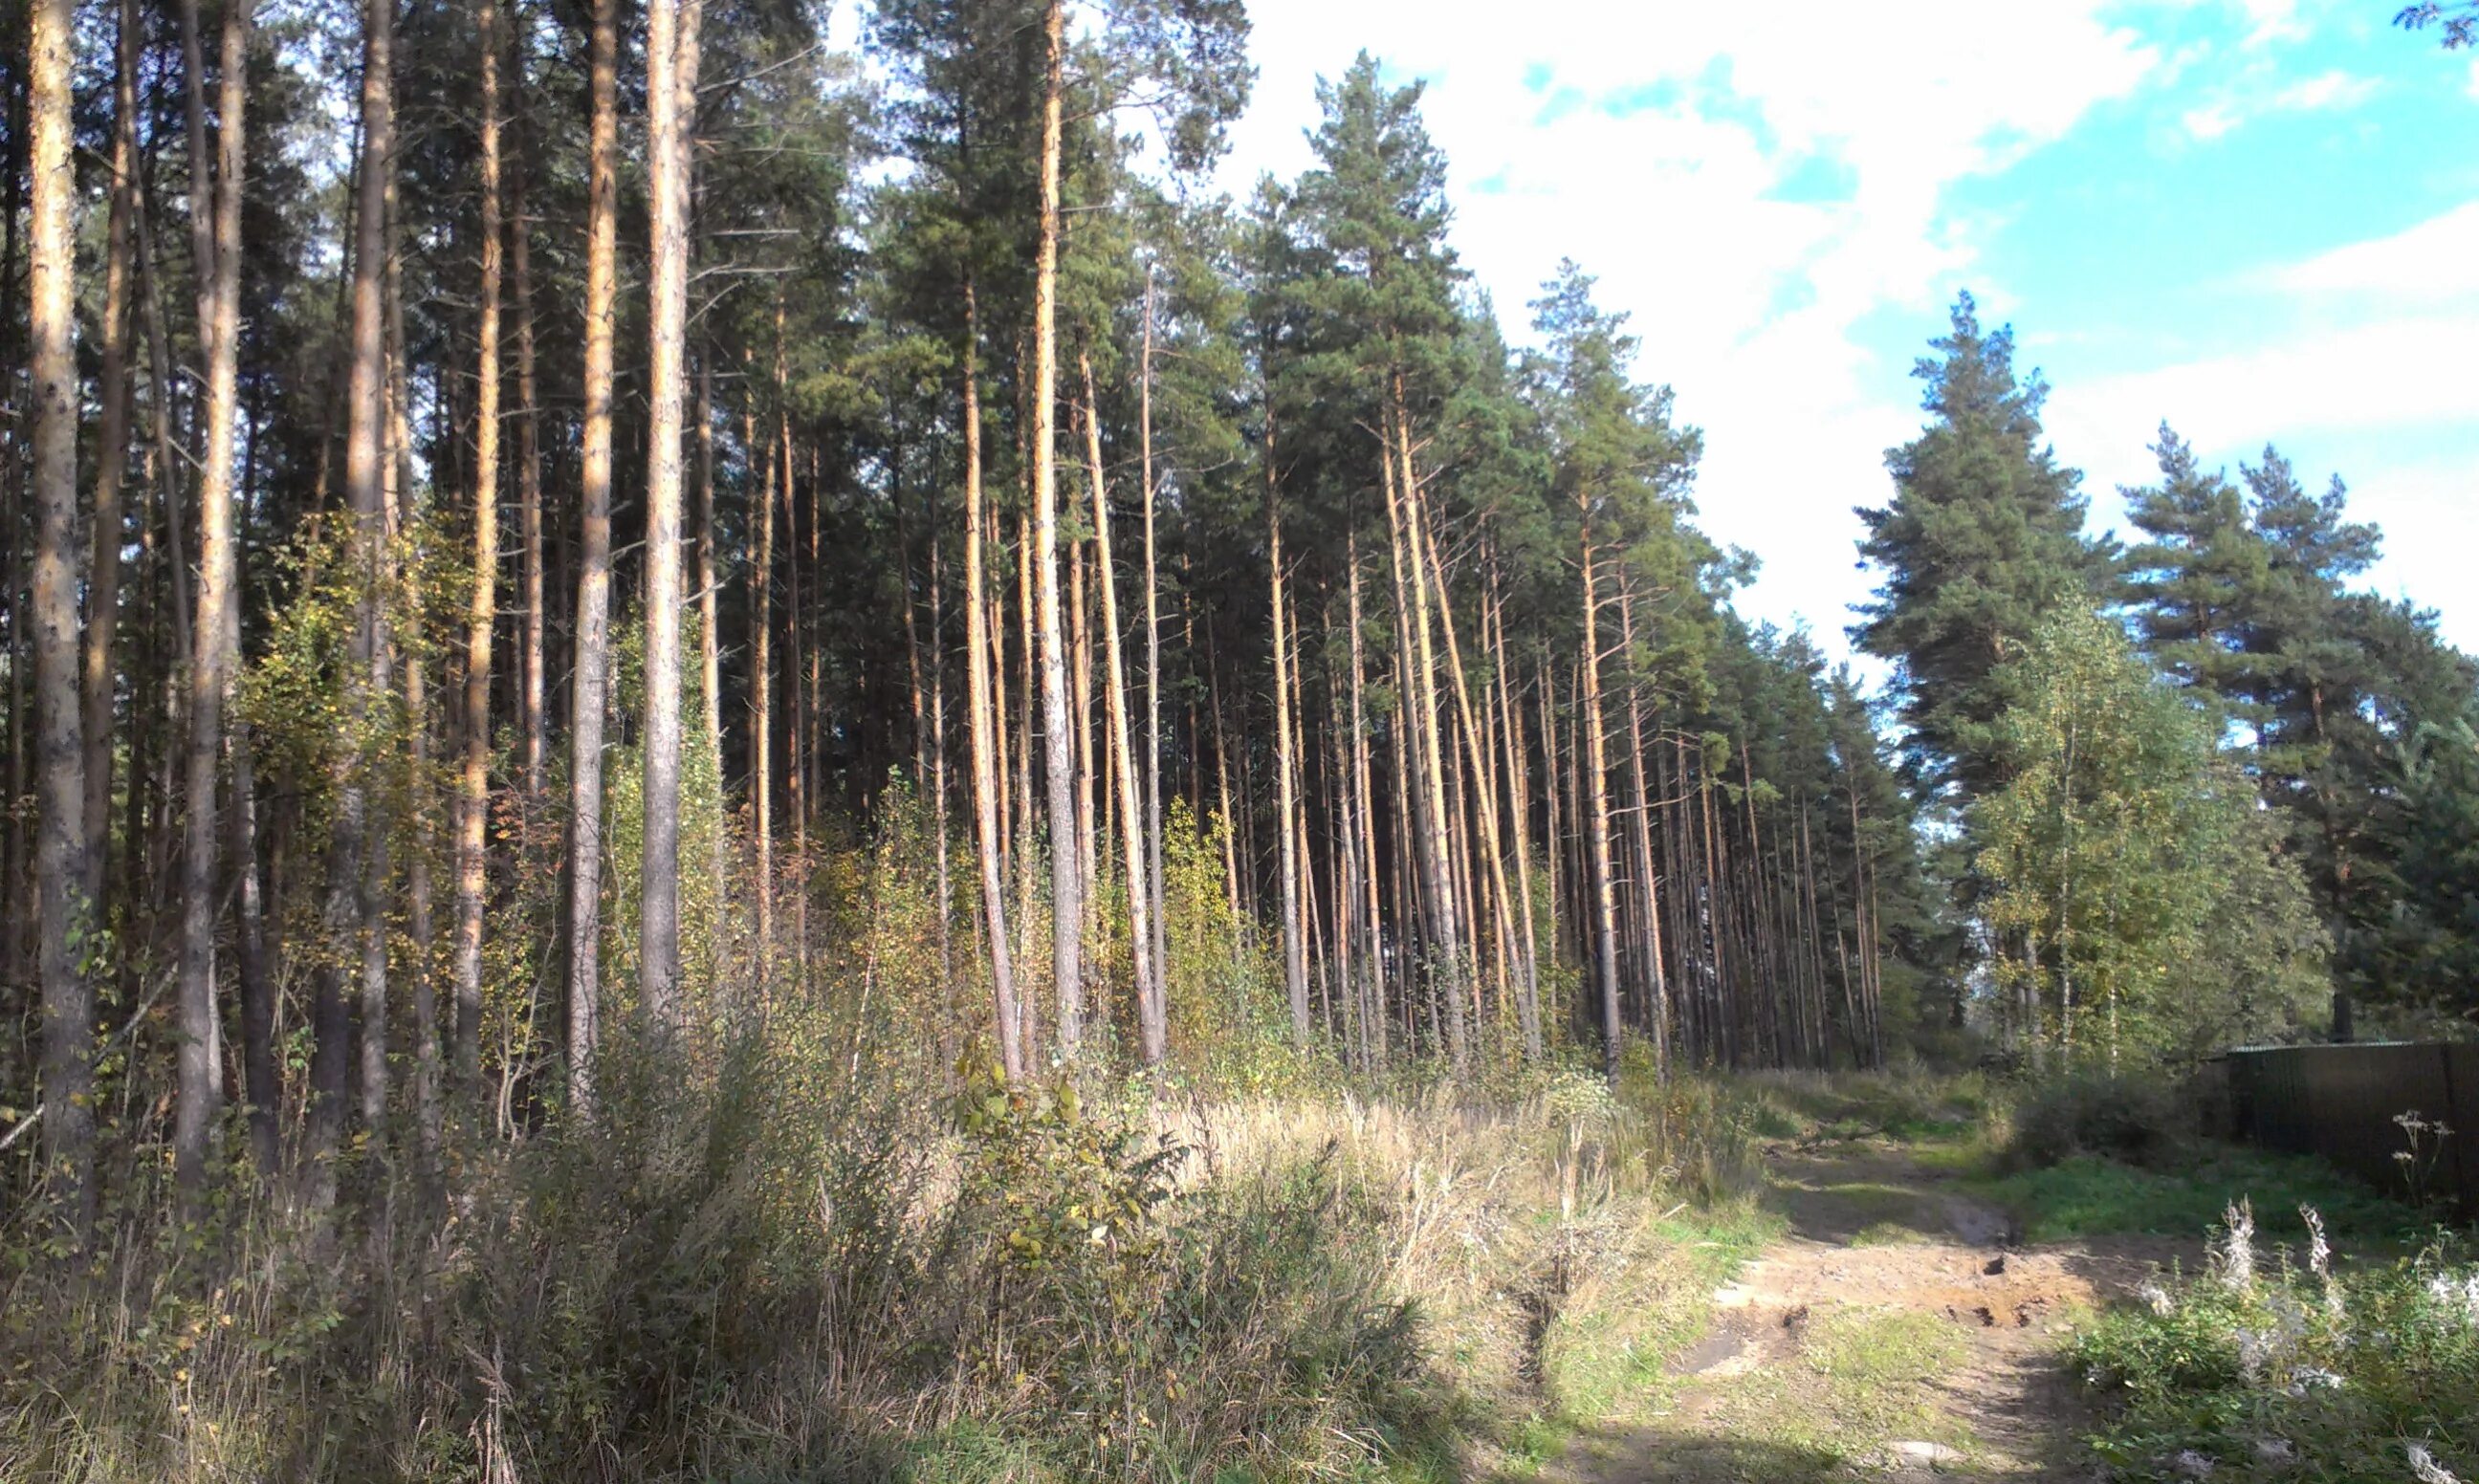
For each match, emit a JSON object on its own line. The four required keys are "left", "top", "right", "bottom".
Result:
{"left": 2221, "top": 1042, "right": 2477, "bottom": 1216}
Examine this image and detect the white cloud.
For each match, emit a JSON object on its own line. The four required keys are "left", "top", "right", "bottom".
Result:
{"left": 2051, "top": 203, "right": 2479, "bottom": 650}
{"left": 2178, "top": 64, "right": 2376, "bottom": 142}
{"left": 2269, "top": 201, "right": 2479, "bottom": 301}
{"left": 2050, "top": 314, "right": 2479, "bottom": 485}
{"left": 1219, "top": 0, "right": 2161, "bottom": 640}
{"left": 2272, "top": 70, "right": 2377, "bottom": 111}
{"left": 1202, "top": 0, "right": 2468, "bottom": 652}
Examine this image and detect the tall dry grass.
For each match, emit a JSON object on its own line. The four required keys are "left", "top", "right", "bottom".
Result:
{"left": 3, "top": 1042, "right": 1774, "bottom": 1483}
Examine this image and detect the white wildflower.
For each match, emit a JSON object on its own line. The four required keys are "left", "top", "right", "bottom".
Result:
{"left": 2236, "top": 1327, "right": 2270, "bottom": 1385}
{"left": 2426, "top": 1273, "right": 2479, "bottom": 1326}
{"left": 2138, "top": 1278, "right": 2176, "bottom": 1318}
{"left": 2301, "top": 1204, "right": 2346, "bottom": 1321}
{"left": 2216, "top": 1197, "right": 2257, "bottom": 1295}
{"left": 2300, "top": 1205, "right": 2331, "bottom": 1280}
{"left": 2172, "top": 1449, "right": 2217, "bottom": 1478}
{"left": 2408, "top": 1442, "right": 2464, "bottom": 1484}
{"left": 2283, "top": 1365, "right": 2343, "bottom": 1396}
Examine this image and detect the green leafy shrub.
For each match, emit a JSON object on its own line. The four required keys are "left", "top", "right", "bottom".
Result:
{"left": 2006, "top": 1068, "right": 2196, "bottom": 1170}
{"left": 2076, "top": 1204, "right": 2479, "bottom": 1482}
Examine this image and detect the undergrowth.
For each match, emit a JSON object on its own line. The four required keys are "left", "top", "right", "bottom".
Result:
{"left": 0, "top": 1040, "right": 1784, "bottom": 1482}
{"left": 2075, "top": 1202, "right": 2479, "bottom": 1482}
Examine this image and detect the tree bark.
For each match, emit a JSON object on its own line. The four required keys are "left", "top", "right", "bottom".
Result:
{"left": 512, "top": 90, "right": 546, "bottom": 804}
{"left": 30, "top": 0, "right": 96, "bottom": 1235}
{"left": 750, "top": 343, "right": 776, "bottom": 1003}
{"left": 1266, "top": 406, "right": 1310, "bottom": 1045}
{"left": 963, "top": 282, "right": 1021, "bottom": 1079}
{"left": 1139, "top": 271, "right": 1169, "bottom": 1024}
{"left": 1578, "top": 530, "right": 1622, "bottom": 1082}
{"left": 82, "top": 0, "right": 143, "bottom": 908}
{"left": 639, "top": 0, "right": 700, "bottom": 1041}
{"left": 173, "top": 0, "right": 252, "bottom": 1201}
{"left": 453, "top": 0, "right": 505, "bottom": 1090}
{"left": 1619, "top": 587, "right": 1670, "bottom": 1078}
{"left": 308, "top": 0, "right": 395, "bottom": 1208}
{"left": 1030, "top": 0, "right": 1082, "bottom": 1056}
{"left": 566, "top": 0, "right": 619, "bottom": 1107}
{"left": 1079, "top": 356, "right": 1162, "bottom": 1064}
{"left": 1489, "top": 578, "right": 1542, "bottom": 1058}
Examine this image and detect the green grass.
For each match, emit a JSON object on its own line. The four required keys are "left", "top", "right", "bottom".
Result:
{"left": 1538, "top": 1200, "right": 1785, "bottom": 1429}
{"left": 1693, "top": 1306, "right": 1974, "bottom": 1472}
{"left": 1747, "top": 1071, "right": 1998, "bottom": 1147}
{"left": 2073, "top": 1229, "right": 2479, "bottom": 1482}
{"left": 1977, "top": 1148, "right": 2426, "bottom": 1243}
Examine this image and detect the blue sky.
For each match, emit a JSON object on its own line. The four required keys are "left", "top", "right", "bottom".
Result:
{"left": 1212, "top": 0, "right": 2479, "bottom": 660}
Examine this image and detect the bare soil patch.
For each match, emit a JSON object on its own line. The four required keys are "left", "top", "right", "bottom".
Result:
{"left": 1547, "top": 1141, "right": 2193, "bottom": 1484}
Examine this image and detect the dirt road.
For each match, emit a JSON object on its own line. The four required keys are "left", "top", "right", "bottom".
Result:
{"left": 1550, "top": 1142, "right": 2181, "bottom": 1483}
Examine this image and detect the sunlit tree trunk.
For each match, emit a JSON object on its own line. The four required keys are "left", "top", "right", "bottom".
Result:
{"left": 1079, "top": 357, "right": 1162, "bottom": 1064}
{"left": 1489, "top": 576, "right": 1542, "bottom": 1058}
{"left": 566, "top": 0, "right": 619, "bottom": 1107}
{"left": 1618, "top": 588, "right": 1670, "bottom": 1078}
{"left": 170, "top": 0, "right": 250, "bottom": 1200}
{"left": 1266, "top": 406, "right": 1309, "bottom": 1045}
{"left": 1578, "top": 530, "right": 1621, "bottom": 1082}
{"left": 1031, "top": 0, "right": 1083, "bottom": 1055}
{"left": 1139, "top": 272, "right": 1169, "bottom": 1019}
{"left": 638, "top": 0, "right": 701, "bottom": 1040}
{"left": 29, "top": 0, "right": 96, "bottom": 1235}
{"left": 453, "top": 0, "right": 506, "bottom": 1091}
{"left": 963, "top": 282, "right": 1021, "bottom": 1079}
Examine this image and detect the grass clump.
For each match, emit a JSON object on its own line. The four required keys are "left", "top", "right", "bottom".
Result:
{"left": 1984, "top": 1148, "right": 2423, "bottom": 1243}
{"left": 2005, "top": 1068, "right": 2196, "bottom": 1171}
{"left": 2075, "top": 1204, "right": 2479, "bottom": 1482}
{"left": 1746, "top": 1069, "right": 1996, "bottom": 1146}
{"left": 0, "top": 1038, "right": 1774, "bottom": 1483}
{"left": 1694, "top": 1306, "right": 1973, "bottom": 1473}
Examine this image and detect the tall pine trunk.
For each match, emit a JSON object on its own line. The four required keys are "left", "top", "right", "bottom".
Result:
{"left": 310, "top": 0, "right": 396, "bottom": 1207}
{"left": 963, "top": 283, "right": 1021, "bottom": 1079}
{"left": 1030, "top": 0, "right": 1082, "bottom": 1055}
{"left": 1079, "top": 357, "right": 1162, "bottom": 1064}
{"left": 565, "top": 0, "right": 619, "bottom": 1106}
{"left": 453, "top": 0, "right": 505, "bottom": 1090}
{"left": 174, "top": 0, "right": 252, "bottom": 1200}
{"left": 1266, "top": 405, "right": 1309, "bottom": 1045}
{"left": 30, "top": 0, "right": 96, "bottom": 1236}
{"left": 1578, "top": 529, "right": 1621, "bottom": 1082}
{"left": 82, "top": 0, "right": 142, "bottom": 908}
{"left": 638, "top": 0, "right": 700, "bottom": 1040}
{"left": 1138, "top": 273, "right": 1168, "bottom": 1021}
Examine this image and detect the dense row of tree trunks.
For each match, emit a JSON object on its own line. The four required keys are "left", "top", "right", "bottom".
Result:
{"left": 0, "top": 1, "right": 1923, "bottom": 1246}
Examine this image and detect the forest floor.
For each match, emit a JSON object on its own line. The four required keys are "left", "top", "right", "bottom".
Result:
{"left": 1541, "top": 1136, "right": 2190, "bottom": 1484}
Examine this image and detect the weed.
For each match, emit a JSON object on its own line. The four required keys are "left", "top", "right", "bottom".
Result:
{"left": 1980, "top": 1149, "right": 2422, "bottom": 1243}
{"left": 2076, "top": 1218, "right": 2479, "bottom": 1482}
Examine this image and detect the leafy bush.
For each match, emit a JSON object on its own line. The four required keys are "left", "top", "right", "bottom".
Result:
{"left": 2076, "top": 1205, "right": 2479, "bottom": 1482}
{"left": 2006, "top": 1067, "right": 2196, "bottom": 1170}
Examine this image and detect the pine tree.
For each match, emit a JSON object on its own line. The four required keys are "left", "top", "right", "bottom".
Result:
{"left": 2122, "top": 424, "right": 2263, "bottom": 704}
{"left": 1854, "top": 293, "right": 2105, "bottom": 805}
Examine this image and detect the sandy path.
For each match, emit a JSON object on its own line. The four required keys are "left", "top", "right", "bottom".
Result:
{"left": 1548, "top": 1142, "right": 2183, "bottom": 1484}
